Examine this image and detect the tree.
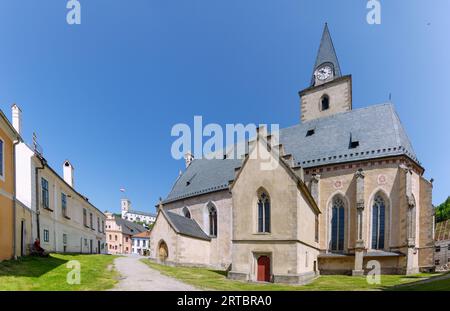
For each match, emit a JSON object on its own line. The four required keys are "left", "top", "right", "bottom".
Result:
{"left": 435, "top": 197, "right": 450, "bottom": 222}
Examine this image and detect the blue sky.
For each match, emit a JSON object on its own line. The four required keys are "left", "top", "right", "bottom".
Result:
{"left": 0, "top": 1, "right": 448, "bottom": 214}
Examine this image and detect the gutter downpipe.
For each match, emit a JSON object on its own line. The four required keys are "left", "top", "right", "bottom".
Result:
{"left": 35, "top": 156, "right": 46, "bottom": 240}
{"left": 12, "top": 139, "right": 20, "bottom": 259}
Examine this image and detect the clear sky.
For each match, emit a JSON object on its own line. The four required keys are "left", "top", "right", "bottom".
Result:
{"left": 0, "top": 1, "right": 448, "bottom": 214}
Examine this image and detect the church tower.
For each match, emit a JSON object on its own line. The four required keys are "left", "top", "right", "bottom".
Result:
{"left": 300, "top": 24, "right": 352, "bottom": 122}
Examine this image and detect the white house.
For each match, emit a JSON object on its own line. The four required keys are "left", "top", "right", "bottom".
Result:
{"left": 131, "top": 230, "right": 150, "bottom": 256}
{"left": 12, "top": 104, "right": 106, "bottom": 254}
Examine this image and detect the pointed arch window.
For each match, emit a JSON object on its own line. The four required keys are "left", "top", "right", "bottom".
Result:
{"left": 182, "top": 207, "right": 191, "bottom": 219}
{"left": 331, "top": 196, "right": 345, "bottom": 252}
{"left": 257, "top": 192, "right": 271, "bottom": 233}
{"left": 321, "top": 95, "right": 330, "bottom": 111}
{"left": 371, "top": 195, "right": 386, "bottom": 250}
{"left": 208, "top": 204, "right": 218, "bottom": 237}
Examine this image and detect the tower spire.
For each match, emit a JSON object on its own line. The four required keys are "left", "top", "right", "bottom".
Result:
{"left": 311, "top": 23, "right": 342, "bottom": 86}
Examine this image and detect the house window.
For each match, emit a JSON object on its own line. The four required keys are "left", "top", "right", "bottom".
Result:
{"left": 435, "top": 246, "right": 441, "bottom": 253}
{"left": 43, "top": 229, "right": 49, "bottom": 242}
{"left": 63, "top": 233, "right": 67, "bottom": 245}
{"left": 61, "top": 193, "right": 67, "bottom": 217}
{"left": 83, "top": 209, "right": 87, "bottom": 226}
{"left": 435, "top": 260, "right": 440, "bottom": 266}
{"left": 115, "top": 235, "right": 117, "bottom": 241}
{"left": 331, "top": 196, "right": 345, "bottom": 252}
{"left": 138, "top": 240, "right": 141, "bottom": 247}
{"left": 448, "top": 244, "right": 450, "bottom": 251}
{"left": 97, "top": 217, "right": 100, "bottom": 232}
{"left": 125, "top": 237, "right": 128, "bottom": 242}
{"left": 102, "top": 220, "right": 105, "bottom": 233}
{"left": 41, "top": 178, "right": 49, "bottom": 209}
{"left": 321, "top": 95, "right": 330, "bottom": 111}
{"left": 183, "top": 207, "right": 191, "bottom": 219}
{"left": 208, "top": 203, "right": 218, "bottom": 237}
{"left": 372, "top": 195, "right": 386, "bottom": 250}
{"left": 0, "top": 139, "right": 4, "bottom": 178}
{"left": 109, "top": 234, "right": 112, "bottom": 240}
{"left": 84, "top": 238, "right": 88, "bottom": 246}
{"left": 257, "top": 191, "right": 271, "bottom": 233}
{"left": 89, "top": 213, "right": 93, "bottom": 229}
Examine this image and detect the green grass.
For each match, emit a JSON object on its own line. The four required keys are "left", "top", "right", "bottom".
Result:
{"left": 388, "top": 273, "right": 450, "bottom": 291}
{"left": 0, "top": 254, "right": 119, "bottom": 291}
{"left": 141, "top": 259, "right": 447, "bottom": 291}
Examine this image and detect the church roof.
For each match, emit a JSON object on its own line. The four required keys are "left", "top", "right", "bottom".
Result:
{"left": 162, "top": 210, "right": 211, "bottom": 241}
{"left": 279, "top": 102, "right": 417, "bottom": 168}
{"left": 311, "top": 23, "right": 342, "bottom": 85}
{"left": 162, "top": 103, "right": 418, "bottom": 205}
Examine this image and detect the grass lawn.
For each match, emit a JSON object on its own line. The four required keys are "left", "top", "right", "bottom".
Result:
{"left": 0, "top": 254, "right": 119, "bottom": 291}
{"left": 141, "top": 259, "right": 448, "bottom": 291}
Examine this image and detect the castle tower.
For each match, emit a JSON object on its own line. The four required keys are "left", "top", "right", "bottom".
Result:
{"left": 121, "top": 198, "right": 131, "bottom": 219}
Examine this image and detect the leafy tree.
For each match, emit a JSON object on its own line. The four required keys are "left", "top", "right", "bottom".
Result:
{"left": 435, "top": 197, "right": 450, "bottom": 222}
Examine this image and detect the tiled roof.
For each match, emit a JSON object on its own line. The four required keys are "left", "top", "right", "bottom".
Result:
{"left": 115, "top": 217, "right": 147, "bottom": 236}
{"left": 132, "top": 231, "right": 151, "bottom": 239}
{"left": 279, "top": 103, "right": 417, "bottom": 168}
{"left": 163, "top": 210, "right": 211, "bottom": 241}
{"left": 162, "top": 103, "right": 418, "bottom": 205}
{"left": 162, "top": 158, "right": 241, "bottom": 204}
{"left": 435, "top": 220, "right": 450, "bottom": 241}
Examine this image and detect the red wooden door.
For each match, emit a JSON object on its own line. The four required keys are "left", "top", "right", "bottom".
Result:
{"left": 257, "top": 256, "right": 270, "bottom": 282}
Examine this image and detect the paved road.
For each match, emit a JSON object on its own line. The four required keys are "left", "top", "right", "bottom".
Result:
{"left": 110, "top": 255, "right": 198, "bottom": 291}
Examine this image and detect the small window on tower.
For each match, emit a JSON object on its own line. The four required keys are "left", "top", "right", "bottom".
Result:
{"left": 306, "top": 129, "right": 315, "bottom": 137}
{"left": 321, "top": 95, "right": 330, "bottom": 111}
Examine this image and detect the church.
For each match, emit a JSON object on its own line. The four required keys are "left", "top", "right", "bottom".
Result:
{"left": 149, "top": 24, "right": 435, "bottom": 284}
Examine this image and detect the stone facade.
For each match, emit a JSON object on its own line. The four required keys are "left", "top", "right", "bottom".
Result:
{"left": 149, "top": 25, "right": 435, "bottom": 284}
{"left": 150, "top": 191, "right": 232, "bottom": 269}
{"left": 229, "top": 139, "right": 320, "bottom": 284}
{"left": 300, "top": 76, "right": 352, "bottom": 123}
{"left": 149, "top": 211, "right": 211, "bottom": 266}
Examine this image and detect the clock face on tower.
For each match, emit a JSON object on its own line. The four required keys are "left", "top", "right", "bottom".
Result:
{"left": 315, "top": 65, "right": 333, "bottom": 81}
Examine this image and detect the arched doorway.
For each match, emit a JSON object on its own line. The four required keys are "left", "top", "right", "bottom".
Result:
{"left": 158, "top": 241, "right": 168, "bottom": 262}
{"left": 257, "top": 256, "right": 271, "bottom": 282}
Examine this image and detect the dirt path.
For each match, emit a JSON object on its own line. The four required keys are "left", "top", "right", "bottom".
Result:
{"left": 110, "top": 255, "right": 198, "bottom": 291}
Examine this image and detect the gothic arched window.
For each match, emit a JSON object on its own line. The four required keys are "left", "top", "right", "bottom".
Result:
{"left": 257, "top": 191, "right": 271, "bottom": 233}
{"left": 182, "top": 207, "right": 191, "bottom": 219}
{"left": 371, "top": 195, "right": 386, "bottom": 250}
{"left": 321, "top": 95, "right": 330, "bottom": 111}
{"left": 331, "top": 196, "right": 345, "bottom": 252}
{"left": 208, "top": 204, "right": 218, "bottom": 237}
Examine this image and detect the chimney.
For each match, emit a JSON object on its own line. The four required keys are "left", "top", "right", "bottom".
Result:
{"left": 11, "top": 104, "right": 22, "bottom": 135}
{"left": 184, "top": 152, "right": 194, "bottom": 168}
{"left": 63, "top": 160, "right": 74, "bottom": 187}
